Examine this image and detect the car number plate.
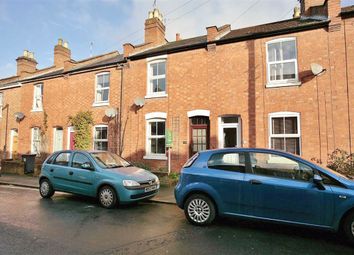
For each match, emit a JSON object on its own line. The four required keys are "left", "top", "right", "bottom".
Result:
{"left": 145, "top": 185, "right": 157, "bottom": 192}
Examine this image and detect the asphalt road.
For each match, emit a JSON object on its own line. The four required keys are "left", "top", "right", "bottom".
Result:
{"left": 0, "top": 185, "right": 353, "bottom": 255}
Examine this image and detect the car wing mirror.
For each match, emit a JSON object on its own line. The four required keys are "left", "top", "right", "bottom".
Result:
{"left": 313, "top": 174, "right": 325, "bottom": 190}
{"left": 81, "top": 162, "right": 94, "bottom": 170}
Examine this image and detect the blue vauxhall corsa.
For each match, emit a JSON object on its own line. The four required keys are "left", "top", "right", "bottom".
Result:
{"left": 39, "top": 150, "right": 159, "bottom": 208}
{"left": 174, "top": 148, "right": 354, "bottom": 244}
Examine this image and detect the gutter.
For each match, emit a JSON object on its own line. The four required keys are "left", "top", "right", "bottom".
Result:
{"left": 0, "top": 82, "right": 22, "bottom": 91}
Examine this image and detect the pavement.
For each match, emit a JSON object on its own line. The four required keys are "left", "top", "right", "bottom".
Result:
{"left": 0, "top": 173, "right": 176, "bottom": 204}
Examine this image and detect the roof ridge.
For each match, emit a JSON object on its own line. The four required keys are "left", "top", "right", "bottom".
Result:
{"left": 75, "top": 50, "right": 119, "bottom": 64}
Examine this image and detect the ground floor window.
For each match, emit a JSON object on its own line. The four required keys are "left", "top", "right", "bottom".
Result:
{"left": 94, "top": 125, "right": 108, "bottom": 151}
{"left": 269, "top": 112, "right": 301, "bottom": 155}
{"left": 31, "top": 127, "right": 41, "bottom": 155}
{"left": 147, "top": 119, "right": 166, "bottom": 155}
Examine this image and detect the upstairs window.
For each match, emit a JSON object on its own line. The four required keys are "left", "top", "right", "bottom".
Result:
{"left": 95, "top": 72, "right": 110, "bottom": 104}
{"left": 266, "top": 38, "right": 299, "bottom": 87}
{"left": 147, "top": 58, "right": 166, "bottom": 97}
{"left": 32, "top": 84, "right": 43, "bottom": 111}
{"left": 0, "top": 93, "right": 3, "bottom": 118}
{"left": 269, "top": 112, "right": 301, "bottom": 155}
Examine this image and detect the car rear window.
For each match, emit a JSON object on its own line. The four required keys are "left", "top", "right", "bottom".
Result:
{"left": 183, "top": 153, "right": 199, "bottom": 168}
{"left": 208, "top": 152, "right": 246, "bottom": 173}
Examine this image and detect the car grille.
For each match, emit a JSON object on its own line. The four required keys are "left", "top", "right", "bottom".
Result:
{"left": 138, "top": 179, "right": 157, "bottom": 186}
{"left": 130, "top": 190, "right": 158, "bottom": 199}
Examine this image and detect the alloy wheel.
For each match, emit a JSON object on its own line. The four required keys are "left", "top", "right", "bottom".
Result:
{"left": 187, "top": 198, "right": 211, "bottom": 223}
{"left": 351, "top": 221, "right": 354, "bottom": 237}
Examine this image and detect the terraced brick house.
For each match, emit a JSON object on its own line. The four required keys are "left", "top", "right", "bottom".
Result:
{"left": 0, "top": 0, "right": 353, "bottom": 172}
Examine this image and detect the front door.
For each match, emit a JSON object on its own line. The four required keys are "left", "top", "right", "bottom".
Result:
{"left": 190, "top": 116, "right": 209, "bottom": 156}
{"left": 243, "top": 151, "right": 333, "bottom": 226}
{"left": 219, "top": 116, "right": 241, "bottom": 148}
{"left": 53, "top": 127, "right": 63, "bottom": 152}
{"left": 10, "top": 129, "right": 19, "bottom": 159}
{"left": 68, "top": 127, "right": 75, "bottom": 150}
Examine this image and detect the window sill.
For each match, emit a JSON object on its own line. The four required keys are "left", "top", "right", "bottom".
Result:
{"left": 92, "top": 102, "right": 109, "bottom": 107}
{"left": 31, "top": 109, "right": 43, "bottom": 112}
{"left": 143, "top": 154, "right": 167, "bottom": 160}
{"left": 145, "top": 94, "right": 168, "bottom": 99}
{"left": 266, "top": 81, "right": 301, "bottom": 88}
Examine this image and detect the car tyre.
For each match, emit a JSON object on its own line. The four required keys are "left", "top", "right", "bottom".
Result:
{"left": 39, "top": 179, "right": 55, "bottom": 198}
{"left": 184, "top": 194, "right": 216, "bottom": 226}
{"left": 98, "top": 185, "right": 117, "bottom": 209}
{"left": 343, "top": 211, "right": 354, "bottom": 245}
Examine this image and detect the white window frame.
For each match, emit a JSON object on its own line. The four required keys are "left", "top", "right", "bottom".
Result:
{"left": 144, "top": 112, "right": 167, "bottom": 160}
{"left": 31, "top": 127, "right": 41, "bottom": 155}
{"left": 266, "top": 38, "right": 300, "bottom": 88}
{"left": 93, "top": 72, "right": 110, "bottom": 106}
{"left": 93, "top": 125, "right": 108, "bottom": 151}
{"left": 0, "top": 92, "right": 3, "bottom": 118}
{"left": 146, "top": 55, "right": 168, "bottom": 99}
{"left": 268, "top": 112, "right": 301, "bottom": 155}
{"left": 32, "top": 83, "right": 43, "bottom": 111}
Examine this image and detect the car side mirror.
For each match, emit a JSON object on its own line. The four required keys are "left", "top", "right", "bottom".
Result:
{"left": 81, "top": 162, "right": 94, "bottom": 170}
{"left": 313, "top": 174, "right": 325, "bottom": 190}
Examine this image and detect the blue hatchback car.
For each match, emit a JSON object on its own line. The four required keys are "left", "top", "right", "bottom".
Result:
{"left": 39, "top": 150, "right": 159, "bottom": 208}
{"left": 175, "top": 148, "right": 354, "bottom": 244}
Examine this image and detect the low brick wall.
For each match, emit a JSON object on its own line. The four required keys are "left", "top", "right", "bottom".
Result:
{"left": 1, "top": 160, "right": 42, "bottom": 176}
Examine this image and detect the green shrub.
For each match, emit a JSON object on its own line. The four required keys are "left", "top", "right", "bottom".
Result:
{"left": 68, "top": 111, "right": 94, "bottom": 150}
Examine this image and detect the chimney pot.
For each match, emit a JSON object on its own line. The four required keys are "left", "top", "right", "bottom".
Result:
{"left": 176, "top": 33, "right": 181, "bottom": 41}
{"left": 54, "top": 39, "right": 71, "bottom": 67}
{"left": 293, "top": 7, "right": 301, "bottom": 18}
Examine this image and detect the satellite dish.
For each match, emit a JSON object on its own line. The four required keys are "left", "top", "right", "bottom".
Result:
{"left": 14, "top": 112, "right": 25, "bottom": 121}
{"left": 104, "top": 108, "right": 117, "bottom": 118}
{"left": 134, "top": 98, "right": 145, "bottom": 107}
{"left": 311, "top": 63, "right": 325, "bottom": 76}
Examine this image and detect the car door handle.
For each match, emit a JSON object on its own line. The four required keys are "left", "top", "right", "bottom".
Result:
{"left": 69, "top": 171, "right": 73, "bottom": 176}
{"left": 249, "top": 179, "right": 262, "bottom": 185}
{"left": 50, "top": 169, "right": 54, "bottom": 172}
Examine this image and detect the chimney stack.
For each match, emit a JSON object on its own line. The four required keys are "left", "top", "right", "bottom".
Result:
{"left": 54, "top": 38, "right": 71, "bottom": 68}
{"left": 16, "top": 50, "right": 37, "bottom": 77}
{"left": 144, "top": 8, "right": 166, "bottom": 46}
{"left": 207, "top": 24, "right": 231, "bottom": 42}
{"left": 176, "top": 33, "right": 181, "bottom": 41}
{"left": 300, "top": 0, "right": 326, "bottom": 16}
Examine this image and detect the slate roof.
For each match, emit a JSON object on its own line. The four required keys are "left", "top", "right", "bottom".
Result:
{"left": 130, "top": 18, "right": 329, "bottom": 59}
{"left": 341, "top": 5, "right": 354, "bottom": 17}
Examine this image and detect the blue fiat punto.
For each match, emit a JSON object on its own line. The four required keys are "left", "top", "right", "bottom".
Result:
{"left": 39, "top": 150, "right": 159, "bottom": 208}
{"left": 175, "top": 148, "right": 354, "bottom": 244}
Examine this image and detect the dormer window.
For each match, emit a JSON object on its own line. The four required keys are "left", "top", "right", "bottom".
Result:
{"left": 146, "top": 56, "right": 167, "bottom": 98}
{"left": 266, "top": 38, "right": 300, "bottom": 87}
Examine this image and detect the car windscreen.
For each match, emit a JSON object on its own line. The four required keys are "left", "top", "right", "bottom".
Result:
{"left": 90, "top": 152, "right": 131, "bottom": 169}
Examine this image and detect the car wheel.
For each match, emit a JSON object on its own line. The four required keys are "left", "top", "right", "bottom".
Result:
{"left": 39, "top": 179, "right": 55, "bottom": 198}
{"left": 343, "top": 211, "right": 354, "bottom": 245}
{"left": 184, "top": 194, "right": 216, "bottom": 226}
{"left": 98, "top": 186, "right": 117, "bottom": 209}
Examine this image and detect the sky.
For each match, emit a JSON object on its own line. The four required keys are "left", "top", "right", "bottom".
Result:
{"left": 1, "top": 0, "right": 354, "bottom": 79}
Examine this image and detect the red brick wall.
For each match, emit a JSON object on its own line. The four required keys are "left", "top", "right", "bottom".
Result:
{"left": 17, "top": 67, "right": 121, "bottom": 157}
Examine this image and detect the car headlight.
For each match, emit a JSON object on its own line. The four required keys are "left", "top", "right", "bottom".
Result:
{"left": 155, "top": 177, "right": 160, "bottom": 184}
{"left": 123, "top": 180, "right": 140, "bottom": 187}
